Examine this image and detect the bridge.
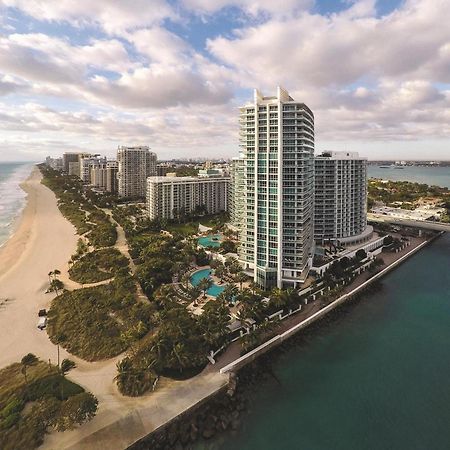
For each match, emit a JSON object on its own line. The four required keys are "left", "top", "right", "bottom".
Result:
{"left": 368, "top": 213, "right": 450, "bottom": 232}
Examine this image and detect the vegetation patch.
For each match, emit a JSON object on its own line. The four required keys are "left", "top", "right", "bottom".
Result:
{"left": 0, "top": 356, "right": 97, "bottom": 450}
{"left": 115, "top": 294, "right": 230, "bottom": 396}
{"left": 69, "top": 248, "right": 129, "bottom": 284}
{"left": 47, "top": 274, "right": 154, "bottom": 361}
{"left": 40, "top": 165, "right": 117, "bottom": 248}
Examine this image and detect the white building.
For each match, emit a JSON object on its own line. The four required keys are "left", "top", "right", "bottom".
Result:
{"left": 314, "top": 151, "right": 369, "bottom": 246}
{"left": 80, "top": 154, "right": 107, "bottom": 183}
{"left": 230, "top": 157, "right": 244, "bottom": 229}
{"left": 117, "top": 146, "right": 157, "bottom": 198}
{"left": 238, "top": 87, "right": 315, "bottom": 289}
{"left": 147, "top": 176, "right": 229, "bottom": 221}
{"left": 90, "top": 160, "right": 118, "bottom": 193}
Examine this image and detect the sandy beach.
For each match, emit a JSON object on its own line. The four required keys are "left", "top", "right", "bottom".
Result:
{"left": 0, "top": 167, "right": 78, "bottom": 364}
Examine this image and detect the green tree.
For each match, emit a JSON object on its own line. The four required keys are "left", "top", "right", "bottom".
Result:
{"left": 198, "top": 301, "right": 230, "bottom": 349}
{"left": 55, "top": 393, "right": 98, "bottom": 431}
{"left": 222, "top": 283, "right": 238, "bottom": 305}
{"left": 234, "top": 271, "right": 248, "bottom": 290}
{"left": 198, "top": 277, "right": 213, "bottom": 298}
{"left": 20, "top": 353, "right": 38, "bottom": 385}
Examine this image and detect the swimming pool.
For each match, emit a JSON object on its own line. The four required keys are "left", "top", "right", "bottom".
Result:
{"left": 197, "top": 234, "right": 222, "bottom": 248}
{"left": 190, "top": 268, "right": 225, "bottom": 297}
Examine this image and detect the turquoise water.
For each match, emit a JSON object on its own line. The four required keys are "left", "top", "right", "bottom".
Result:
{"left": 206, "top": 234, "right": 450, "bottom": 450}
{"left": 190, "top": 268, "right": 225, "bottom": 297}
{"left": 0, "top": 162, "right": 33, "bottom": 248}
{"left": 369, "top": 165, "right": 450, "bottom": 188}
{"left": 198, "top": 234, "right": 222, "bottom": 248}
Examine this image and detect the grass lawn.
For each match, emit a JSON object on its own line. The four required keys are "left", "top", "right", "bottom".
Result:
{"left": 69, "top": 248, "right": 129, "bottom": 284}
{"left": 165, "top": 214, "right": 228, "bottom": 236}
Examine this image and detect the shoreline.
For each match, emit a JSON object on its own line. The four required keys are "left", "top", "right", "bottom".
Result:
{"left": 0, "top": 165, "right": 38, "bottom": 281}
{"left": 127, "top": 231, "right": 443, "bottom": 449}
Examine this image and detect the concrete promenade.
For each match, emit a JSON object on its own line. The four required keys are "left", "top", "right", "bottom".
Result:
{"left": 368, "top": 213, "right": 450, "bottom": 232}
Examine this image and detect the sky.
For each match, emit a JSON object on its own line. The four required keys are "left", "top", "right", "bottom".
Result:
{"left": 0, "top": 0, "right": 449, "bottom": 161}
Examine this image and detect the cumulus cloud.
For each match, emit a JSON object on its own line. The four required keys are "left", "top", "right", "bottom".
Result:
{"left": 182, "top": 0, "right": 313, "bottom": 17}
{"left": 0, "top": 0, "right": 175, "bottom": 34}
{"left": 0, "top": 0, "right": 449, "bottom": 160}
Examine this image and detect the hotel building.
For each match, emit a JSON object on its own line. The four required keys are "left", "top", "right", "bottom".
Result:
{"left": 238, "top": 87, "right": 315, "bottom": 289}
{"left": 146, "top": 176, "right": 229, "bottom": 221}
{"left": 90, "top": 160, "right": 118, "bottom": 193}
{"left": 80, "top": 155, "right": 107, "bottom": 183}
{"left": 314, "top": 151, "right": 369, "bottom": 246}
{"left": 117, "top": 146, "right": 157, "bottom": 198}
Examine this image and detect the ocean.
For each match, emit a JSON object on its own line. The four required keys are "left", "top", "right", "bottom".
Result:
{"left": 206, "top": 233, "right": 450, "bottom": 450}
{"left": 368, "top": 165, "right": 450, "bottom": 188}
{"left": 0, "top": 162, "right": 34, "bottom": 248}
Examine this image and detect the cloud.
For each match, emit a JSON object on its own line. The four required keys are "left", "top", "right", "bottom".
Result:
{"left": 0, "top": 0, "right": 450, "bottom": 161}
{"left": 0, "top": 0, "right": 176, "bottom": 34}
{"left": 181, "top": 0, "right": 313, "bottom": 17}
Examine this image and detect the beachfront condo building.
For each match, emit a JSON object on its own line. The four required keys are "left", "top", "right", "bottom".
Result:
{"left": 117, "top": 146, "right": 157, "bottom": 198}
{"left": 230, "top": 156, "right": 245, "bottom": 229}
{"left": 80, "top": 155, "right": 107, "bottom": 183}
{"left": 90, "top": 160, "right": 118, "bottom": 193}
{"left": 314, "top": 151, "right": 370, "bottom": 246}
{"left": 146, "top": 176, "right": 229, "bottom": 221}
{"left": 63, "top": 152, "right": 81, "bottom": 173}
{"left": 238, "top": 87, "right": 315, "bottom": 289}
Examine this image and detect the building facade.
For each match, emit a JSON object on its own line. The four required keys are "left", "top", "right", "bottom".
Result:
{"left": 147, "top": 176, "right": 229, "bottom": 221}
{"left": 230, "top": 156, "right": 244, "bottom": 229}
{"left": 63, "top": 152, "right": 80, "bottom": 173}
{"left": 117, "top": 146, "right": 157, "bottom": 198}
{"left": 90, "top": 160, "right": 118, "bottom": 193}
{"left": 80, "top": 155, "right": 107, "bottom": 183}
{"left": 238, "top": 87, "right": 315, "bottom": 289}
{"left": 314, "top": 151, "right": 368, "bottom": 246}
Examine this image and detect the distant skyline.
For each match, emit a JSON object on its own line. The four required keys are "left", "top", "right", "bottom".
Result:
{"left": 0, "top": 0, "right": 449, "bottom": 161}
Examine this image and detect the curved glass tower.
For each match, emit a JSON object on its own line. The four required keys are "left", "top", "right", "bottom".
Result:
{"left": 238, "top": 87, "right": 315, "bottom": 289}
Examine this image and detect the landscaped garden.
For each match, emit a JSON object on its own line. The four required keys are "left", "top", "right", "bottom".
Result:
{"left": 69, "top": 248, "right": 129, "bottom": 284}
{"left": 0, "top": 355, "right": 98, "bottom": 450}
{"left": 47, "top": 273, "right": 154, "bottom": 361}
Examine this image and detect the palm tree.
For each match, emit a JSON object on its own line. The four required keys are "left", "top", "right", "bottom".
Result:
{"left": 198, "top": 277, "right": 212, "bottom": 298}
{"left": 222, "top": 284, "right": 238, "bottom": 305}
{"left": 214, "top": 265, "right": 226, "bottom": 283}
{"left": 234, "top": 271, "right": 248, "bottom": 290}
{"left": 188, "top": 285, "right": 201, "bottom": 303}
{"left": 59, "top": 359, "right": 76, "bottom": 399}
{"left": 270, "top": 287, "right": 287, "bottom": 311}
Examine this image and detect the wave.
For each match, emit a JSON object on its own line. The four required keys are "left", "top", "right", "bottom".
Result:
{"left": 0, "top": 163, "right": 35, "bottom": 247}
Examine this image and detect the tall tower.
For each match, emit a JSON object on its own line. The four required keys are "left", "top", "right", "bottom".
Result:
{"left": 117, "top": 146, "right": 157, "bottom": 198}
{"left": 314, "top": 151, "right": 369, "bottom": 246}
{"left": 238, "top": 87, "right": 315, "bottom": 289}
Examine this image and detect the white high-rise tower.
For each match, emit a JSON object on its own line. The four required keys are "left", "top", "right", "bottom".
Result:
{"left": 117, "top": 146, "right": 157, "bottom": 198}
{"left": 238, "top": 87, "right": 315, "bottom": 289}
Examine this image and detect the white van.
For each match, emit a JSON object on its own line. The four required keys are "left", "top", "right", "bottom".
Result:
{"left": 37, "top": 316, "right": 47, "bottom": 330}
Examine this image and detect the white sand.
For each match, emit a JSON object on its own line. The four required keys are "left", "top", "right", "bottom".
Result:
{"left": 0, "top": 167, "right": 78, "bottom": 365}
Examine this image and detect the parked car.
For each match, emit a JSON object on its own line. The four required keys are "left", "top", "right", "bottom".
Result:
{"left": 38, "top": 309, "right": 47, "bottom": 317}
{"left": 37, "top": 316, "right": 47, "bottom": 330}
